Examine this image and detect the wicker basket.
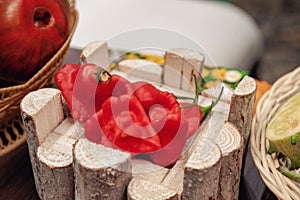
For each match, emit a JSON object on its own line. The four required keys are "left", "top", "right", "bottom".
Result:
{"left": 0, "top": 1, "right": 78, "bottom": 157}
{"left": 251, "top": 66, "right": 300, "bottom": 200}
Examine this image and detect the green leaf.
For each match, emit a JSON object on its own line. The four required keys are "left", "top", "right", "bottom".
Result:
{"left": 291, "top": 132, "right": 300, "bottom": 145}
{"left": 267, "top": 142, "right": 278, "bottom": 154}
{"left": 178, "top": 74, "right": 223, "bottom": 122}
{"left": 202, "top": 75, "right": 216, "bottom": 84}
{"left": 134, "top": 53, "right": 146, "bottom": 59}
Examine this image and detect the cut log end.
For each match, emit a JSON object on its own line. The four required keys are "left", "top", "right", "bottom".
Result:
{"left": 229, "top": 76, "right": 256, "bottom": 147}
{"left": 216, "top": 122, "right": 243, "bottom": 156}
{"left": 185, "top": 138, "right": 221, "bottom": 170}
{"left": 234, "top": 76, "right": 256, "bottom": 96}
{"left": 21, "top": 88, "right": 64, "bottom": 145}
{"left": 166, "top": 48, "right": 205, "bottom": 66}
{"left": 127, "top": 178, "right": 178, "bottom": 200}
{"left": 216, "top": 122, "right": 243, "bottom": 200}
{"left": 80, "top": 40, "right": 110, "bottom": 69}
{"left": 183, "top": 138, "right": 222, "bottom": 200}
{"left": 164, "top": 48, "right": 204, "bottom": 91}
{"left": 37, "top": 133, "right": 76, "bottom": 168}
{"left": 20, "top": 88, "right": 62, "bottom": 116}
{"left": 131, "top": 159, "right": 169, "bottom": 184}
{"left": 74, "top": 138, "right": 131, "bottom": 170}
{"left": 74, "top": 138, "right": 132, "bottom": 200}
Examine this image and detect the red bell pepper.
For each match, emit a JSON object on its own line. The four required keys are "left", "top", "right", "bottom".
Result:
{"left": 85, "top": 94, "right": 162, "bottom": 153}
{"left": 54, "top": 63, "right": 129, "bottom": 122}
{"left": 127, "top": 82, "right": 160, "bottom": 112}
{"left": 84, "top": 80, "right": 203, "bottom": 166}
{"left": 84, "top": 82, "right": 186, "bottom": 154}
{"left": 55, "top": 64, "right": 220, "bottom": 167}
{"left": 54, "top": 63, "right": 80, "bottom": 115}
{"left": 148, "top": 103, "right": 201, "bottom": 167}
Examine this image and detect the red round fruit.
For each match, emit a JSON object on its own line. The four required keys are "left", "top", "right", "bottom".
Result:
{"left": 0, "top": 0, "right": 70, "bottom": 83}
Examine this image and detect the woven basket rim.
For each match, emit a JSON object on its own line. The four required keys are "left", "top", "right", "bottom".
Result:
{"left": 0, "top": 9, "right": 78, "bottom": 93}
{"left": 251, "top": 66, "right": 300, "bottom": 200}
{"left": 0, "top": 5, "right": 78, "bottom": 158}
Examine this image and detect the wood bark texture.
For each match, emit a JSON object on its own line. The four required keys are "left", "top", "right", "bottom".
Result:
{"left": 19, "top": 43, "right": 254, "bottom": 200}
{"left": 73, "top": 138, "right": 132, "bottom": 200}
{"left": 37, "top": 128, "right": 77, "bottom": 200}
{"left": 127, "top": 114, "right": 215, "bottom": 200}
{"left": 182, "top": 137, "right": 222, "bottom": 200}
{"left": 20, "top": 88, "right": 64, "bottom": 199}
{"left": 228, "top": 76, "right": 256, "bottom": 147}
{"left": 164, "top": 48, "right": 204, "bottom": 91}
{"left": 216, "top": 122, "right": 243, "bottom": 200}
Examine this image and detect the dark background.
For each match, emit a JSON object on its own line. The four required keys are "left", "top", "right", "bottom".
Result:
{"left": 233, "top": 1, "right": 300, "bottom": 199}
{"left": 233, "top": 0, "right": 300, "bottom": 83}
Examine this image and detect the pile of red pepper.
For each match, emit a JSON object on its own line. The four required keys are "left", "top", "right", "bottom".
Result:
{"left": 55, "top": 63, "right": 209, "bottom": 167}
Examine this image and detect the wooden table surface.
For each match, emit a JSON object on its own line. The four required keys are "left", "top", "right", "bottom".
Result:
{"left": 0, "top": 143, "right": 39, "bottom": 200}
{"left": 0, "top": 48, "right": 278, "bottom": 200}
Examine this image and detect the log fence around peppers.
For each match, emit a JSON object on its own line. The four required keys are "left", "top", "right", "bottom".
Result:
{"left": 54, "top": 63, "right": 222, "bottom": 167}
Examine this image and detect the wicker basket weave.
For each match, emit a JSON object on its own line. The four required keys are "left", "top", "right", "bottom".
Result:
{"left": 0, "top": 1, "right": 78, "bottom": 156}
{"left": 251, "top": 66, "right": 300, "bottom": 200}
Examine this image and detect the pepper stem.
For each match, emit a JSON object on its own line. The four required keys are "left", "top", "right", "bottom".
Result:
{"left": 200, "top": 86, "right": 224, "bottom": 121}
{"left": 95, "top": 68, "right": 112, "bottom": 84}
{"left": 178, "top": 74, "right": 224, "bottom": 121}
{"left": 279, "top": 166, "right": 300, "bottom": 182}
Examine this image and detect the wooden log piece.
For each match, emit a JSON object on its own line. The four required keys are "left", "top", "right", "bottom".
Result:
{"left": 228, "top": 76, "right": 256, "bottom": 147}
{"left": 80, "top": 40, "right": 110, "bottom": 69}
{"left": 127, "top": 178, "right": 178, "bottom": 200}
{"left": 37, "top": 131, "right": 77, "bottom": 199}
{"left": 20, "top": 88, "right": 64, "bottom": 199}
{"left": 118, "top": 59, "right": 163, "bottom": 83}
{"left": 196, "top": 92, "right": 231, "bottom": 154}
{"left": 164, "top": 48, "right": 204, "bottom": 91}
{"left": 127, "top": 115, "right": 213, "bottom": 200}
{"left": 182, "top": 137, "right": 222, "bottom": 200}
{"left": 128, "top": 157, "right": 186, "bottom": 200}
{"left": 128, "top": 159, "right": 170, "bottom": 200}
{"left": 160, "top": 158, "right": 186, "bottom": 197}
{"left": 215, "top": 122, "right": 243, "bottom": 200}
{"left": 73, "top": 138, "right": 132, "bottom": 200}
{"left": 131, "top": 159, "right": 169, "bottom": 184}
{"left": 201, "top": 84, "right": 234, "bottom": 104}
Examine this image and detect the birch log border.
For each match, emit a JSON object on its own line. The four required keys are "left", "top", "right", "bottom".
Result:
{"left": 37, "top": 132, "right": 77, "bottom": 199}
{"left": 19, "top": 42, "right": 255, "bottom": 200}
{"left": 127, "top": 112, "right": 213, "bottom": 200}
{"left": 228, "top": 76, "right": 256, "bottom": 147}
{"left": 20, "top": 88, "right": 64, "bottom": 199}
{"left": 216, "top": 122, "right": 243, "bottom": 200}
{"left": 163, "top": 48, "right": 204, "bottom": 91}
{"left": 80, "top": 40, "right": 110, "bottom": 69}
{"left": 127, "top": 158, "right": 186, "bottom": 200}
{"left": 73, "top": 138, "right": 132, "bottom": 200}
{"left": 182, "top": 137, "right": 222, "bottom": 200}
